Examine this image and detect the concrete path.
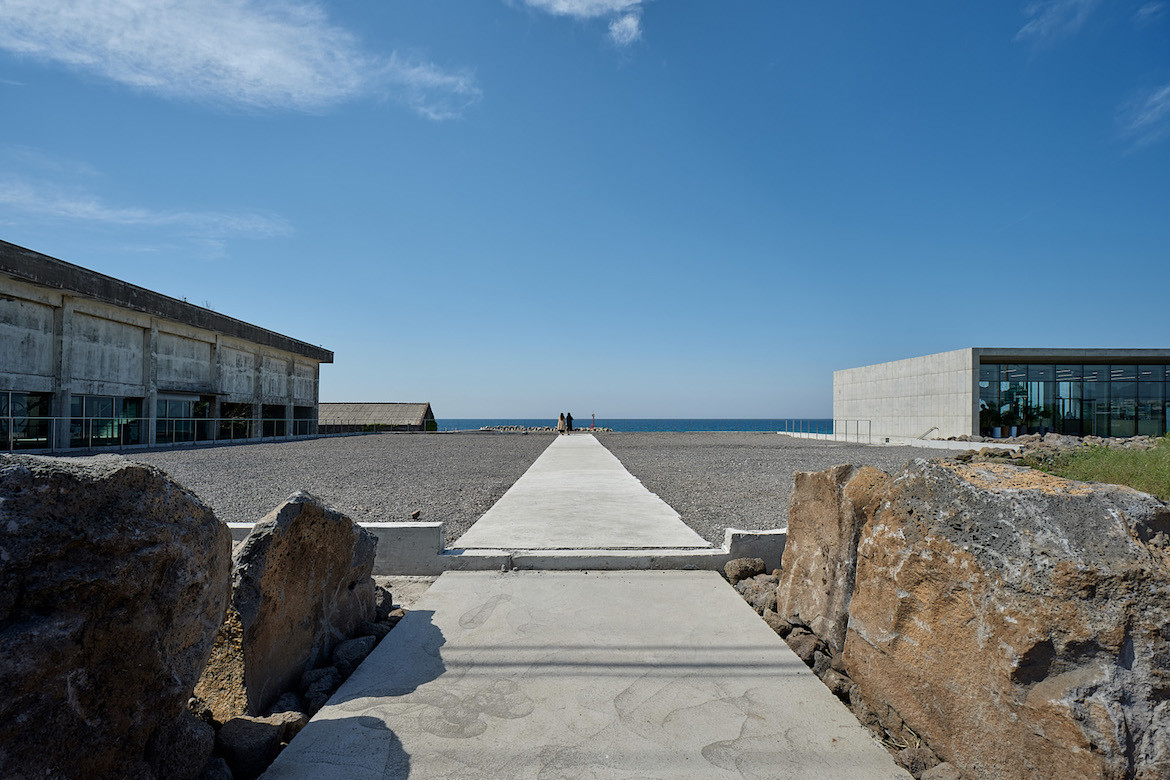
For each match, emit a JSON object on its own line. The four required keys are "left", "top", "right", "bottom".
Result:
{"left": 454, "top": 434, "right": 709, "bottom": 550}
{"left": 265, "top": 571, "right": 908, "bottom": 779}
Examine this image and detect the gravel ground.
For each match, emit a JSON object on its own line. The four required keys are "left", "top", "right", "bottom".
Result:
{"left": 128, "top": 432, "right": 555, "bottom": 545}
{"left": 597, "top": 432, "right": 952, "bottom": 545}
{"left": 125, "top": 430, "right": 953, "bottom": 548}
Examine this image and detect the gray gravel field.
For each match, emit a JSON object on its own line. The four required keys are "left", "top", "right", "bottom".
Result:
{"left": 125, "top": 431, "right": 949, "bottom": 547}
{"left": 128, "top": 433, "right": 555, "bottom": 544}
{"left": 597, "top": 432, "right": 950, "bottom": 545}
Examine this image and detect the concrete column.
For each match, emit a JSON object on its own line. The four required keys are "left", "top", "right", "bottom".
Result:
{"left": 210, "top": 337, "right": 221, "bottom": 440}
{"left": 285, "top": 359, "right": 295, "bottom": 436}
{"left": 251, "top": 350, "right": 263, "bottom": 439}
{"left": 144, "top": 321, "right": 158, "bottom": 446}
{"left": 51, "top": 297, "right": 74, "bottom": 450}
{"left": 312, "top": 363, "right": 320, "bottom": 434}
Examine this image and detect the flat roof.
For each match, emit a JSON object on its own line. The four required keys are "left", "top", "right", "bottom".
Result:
{"left": 0, "top": 239, "right": 332, "bottom": 363}
{"left": 974, "top": 347, "right": 1170, "bottom": 363}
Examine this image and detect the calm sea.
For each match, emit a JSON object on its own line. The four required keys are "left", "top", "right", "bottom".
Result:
{"left": 438, "top": 418, "right": 835, "bottom": 433}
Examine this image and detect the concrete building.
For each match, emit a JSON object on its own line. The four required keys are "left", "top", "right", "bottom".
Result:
{"left": 317, "top": 402, "right": 437, "bottom": 433}
{"left": 834, "top": 348, "right": 1170, "bottom": 440}
{"left": 1, "top": 239, "right": 333, "bottom": 451}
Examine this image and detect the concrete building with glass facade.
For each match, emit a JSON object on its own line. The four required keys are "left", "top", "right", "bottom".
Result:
{"left": 1, "top": 239, "right": 333, "bottom": 452}
{"left": 834, "top": 348, "right": 1170, "bottom": 440}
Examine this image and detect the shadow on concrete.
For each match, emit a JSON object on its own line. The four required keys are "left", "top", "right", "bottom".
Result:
{"left": 268, "top": 610, "right": 447, "bottom": 779}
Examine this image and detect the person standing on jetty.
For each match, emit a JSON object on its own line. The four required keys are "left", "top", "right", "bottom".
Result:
{"left": 566, "top": 412, "right": 574, "bottom": 433}
{"left": 556, "top": 413, "right": 566, "bottom": 435}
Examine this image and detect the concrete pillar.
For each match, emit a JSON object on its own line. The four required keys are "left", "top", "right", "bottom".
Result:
{"left": 285, "top": 359, "right": 295, "bottom": 436}
{"left": 51, "top": 297, "right": 74, "bottom": 450}
{"left": 251, "top": 350, "right": 262, "bottom": 439}
{"left": 144, "top": 321, "right": 158, "bottom": 446}
{"left": 210, "top": 337, "right": 221, "bottom": 440}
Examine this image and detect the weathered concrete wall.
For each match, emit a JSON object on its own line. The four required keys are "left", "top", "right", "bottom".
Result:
{"left": 833, "top": 348, "right": 976, "bottom": 439}
{"left": 292, "top": 363, "right": 316, "bottom": 405}
{"left": 0, "top": 293, "right": 55, "bottom": 384}
{"left": 1, "top": 263, "right": 327, "bottom": 447}
{"left": 260, "top": 355, "right": 288, "bottom": 399}
{"left": 218, "top": 346, "right": 256, "bottom": 400}
{"left": 71, "top": 312, "right": 144, "bottom": 388}
{"left": 156, "top": 331, "right": 213, "bottom": 390}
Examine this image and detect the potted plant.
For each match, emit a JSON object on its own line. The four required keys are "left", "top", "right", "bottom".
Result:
{"left": 1001, "top": 406, "right": 1019, "bottom": 438}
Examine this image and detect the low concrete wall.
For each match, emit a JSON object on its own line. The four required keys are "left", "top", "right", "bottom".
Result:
{"left": 228, "top": 523, "right": 787, "bottom": 576}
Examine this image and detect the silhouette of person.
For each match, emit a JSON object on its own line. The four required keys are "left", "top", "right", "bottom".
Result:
{"left": 566, "top": 412, "right": 573, "bottom": 433}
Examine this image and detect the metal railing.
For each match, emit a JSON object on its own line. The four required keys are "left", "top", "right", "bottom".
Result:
{"left": 778, "top": 418, "right": 872, "bottom": 444}
{"left": 1, "top": 416, "right": 319, "bottom": 453}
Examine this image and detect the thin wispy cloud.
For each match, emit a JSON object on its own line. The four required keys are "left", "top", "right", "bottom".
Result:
{"left": 0, "top": 174, "right": 292, "bottom": 238}
{"left": 0, "top": 0, "right": 480, "bottom": 118}
{"left": 1118, "top": 83, "right": 1170, "bottom": 147}
{"left": 520, "top": 0, "right": 648, "bottom": 46}
{"left": 1015, "top": 0, "right": 1100, "bottom": 43}
{"left": 1134, "top": 2, "right": 1167, "bottom": 25}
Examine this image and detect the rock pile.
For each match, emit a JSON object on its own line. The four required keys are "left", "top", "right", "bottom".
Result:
{"left": 736, "top": 459, "right": 1170, "bottom": 779}
{"left": 0, "top": 454, "right": 231, "bottom": 779}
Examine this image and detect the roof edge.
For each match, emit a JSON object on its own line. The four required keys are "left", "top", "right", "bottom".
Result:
{"left": 0, "top": 239, "right": 333, "bottom": 363}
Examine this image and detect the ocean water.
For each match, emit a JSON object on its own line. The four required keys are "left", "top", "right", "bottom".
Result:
{"left": 438, "top": 418, "right": 835, "bottom": 433}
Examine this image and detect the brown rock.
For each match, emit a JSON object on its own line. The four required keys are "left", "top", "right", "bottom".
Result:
{"left": 332, "top": 635, "right": 377, "bottom": 677}
{"left": 724, "top": 557, "right": 766, "bottom": 584}
{"left": 216, "top": 716, "right": 283, "bottom": 780}
{"left": 785, "top": 628, "right": 822, "bottom": 665}
{"left": 734, "top": 572, "right": 779, "bottom": 614}
{"left": 896, "top": 746, "right": 939, "bottom": 776}
{"left": 776, "top": 463, "right": 884, "bottom": 659}
{"left": 844, "top": 459, "right": 1170, "bottom": 780}
{"left": 0, "top": 454, "right": 231, "bottom": 779}
{"left": 777, "top": 463, "right": 891, "bottom": 656}
{"left": 761, "top": 608, "right": 791, "bottom": 637}
{"left": 196, "top": 492, "right": 377, "bottom": 721}
{"left": 921, "top": 763, "right": 964, "bottom": 780}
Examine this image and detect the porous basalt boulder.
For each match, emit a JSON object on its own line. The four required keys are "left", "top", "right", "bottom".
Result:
{"left": 0, "top": 454, "right": 231, "bottom": 778}
{"left": 196, "top": 491, "right": 377, "bottom": 721}
{"left": 724, "top": 556, "right": 766, "bottom": 584}
{"left": 844, "top": 459, "right": 1170, "bottom": 780}
{"left": 777, "top": 463, "right": 890, "bottom": 655}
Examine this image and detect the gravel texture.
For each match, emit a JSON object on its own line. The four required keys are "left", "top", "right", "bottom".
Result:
{"left": 597, "top": 432, "right": 953, "bottom": 545}
{"left": 126, "top": 431, "right": 951, "bottom": 548}
{"left": 128, "top": 432, "right": 555, "bottom": 545}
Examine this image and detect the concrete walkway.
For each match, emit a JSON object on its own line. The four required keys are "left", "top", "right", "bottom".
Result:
{"left": 265, "top": 435, "right": 907, "bottom": 779}
{"left": 266, "top": 572, "right": 908, "bottom": 779}
{"left": 454, "top": 434, "right": 709, "bottom": 550}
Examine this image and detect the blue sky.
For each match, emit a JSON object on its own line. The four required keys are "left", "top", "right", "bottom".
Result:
{"left": 1, "top": 1, "right": 1167, "bottom": 417}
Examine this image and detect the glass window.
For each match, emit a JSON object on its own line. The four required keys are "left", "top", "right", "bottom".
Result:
{"left": 1137, "top": 377, "right": 1164, "bottom": 437}
{"left": 1110, "top": 377, "right": 1137, "bottom": 438}
{"left": 13, "top": 392, "right": 53, "bottom": 449}
{"left": 1082, "top": 366, "right": 1108, "bottom": 436}
{"left": 87, "top": 396, "right": 114, "bottom": 419}
{"left": 0, "top": 393, "right": 7, "bottom": 418}
{"left": 978, "top": 363, "right": 999, "bottom": 383}
{"left": 1054, "top": 364, "right": 1082, "bottom": 382}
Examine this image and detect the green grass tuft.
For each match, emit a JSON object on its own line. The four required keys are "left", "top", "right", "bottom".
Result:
{"left": 1024, "top": 435, "right": 1170, "bottom": 502}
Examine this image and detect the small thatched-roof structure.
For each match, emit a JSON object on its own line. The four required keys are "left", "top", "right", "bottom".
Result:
{"left": 318, "top": 402, "right": 436, "bottom": 433}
